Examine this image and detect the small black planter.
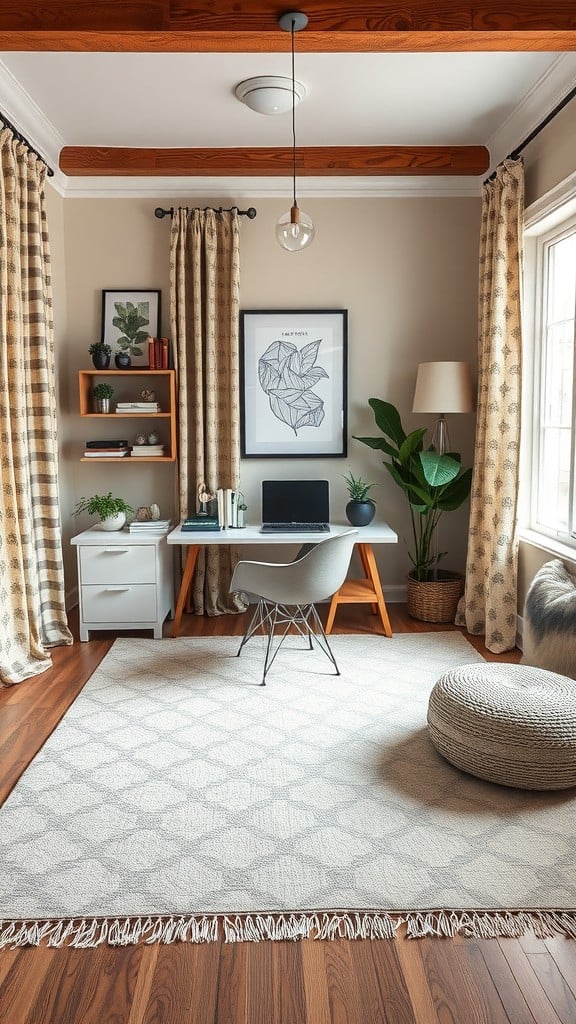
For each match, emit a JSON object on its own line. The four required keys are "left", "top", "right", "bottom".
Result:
{"left": 115, "top": 352, "right": 132, "bottom": 369}
{"left": 345, "top": 500, "right": 375, "bottom": 527}
{"left": 91, "top": 352, "right": 111, "bottom": 369}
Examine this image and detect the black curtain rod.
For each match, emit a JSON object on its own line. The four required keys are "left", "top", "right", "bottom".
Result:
{"left": 154, "top": 205, "right": 257, "bottom": 219}
{"left": 484, "top": 83, "right": 576, "bottom": 185}
{"left": 0, "top": 109, "right": 54, "bottom": 177}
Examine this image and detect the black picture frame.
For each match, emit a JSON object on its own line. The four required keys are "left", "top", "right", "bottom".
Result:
{"left": 101, "top": 289, "right": 161, "bottom": 367}
{"left": 240, "top": 309, "right": 348, "bottom": 458}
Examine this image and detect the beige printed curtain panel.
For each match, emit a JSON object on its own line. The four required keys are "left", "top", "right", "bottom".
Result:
{"left": 0, "top": 128, "right": 72, "bottom": 684}
{"left": 456, "top": 158, "right": 524, "bottom": 653}
{"left": 169, "top": 207, "right": 246, "bottom": 615}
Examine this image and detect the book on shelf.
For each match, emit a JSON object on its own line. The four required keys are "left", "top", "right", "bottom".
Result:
{"left": 130, "top": 446, "right": 165, "bottom": 457}
{"left": 147, "top": 336, "right": 171, "bottom": 370}
{"left": 85, "top": 439, "right": 128, "bottom": 449}
{"left": 115, "top": 402, "right": 160, "bottom": 413}
{"left": 83, "top": 448, "right": 130, "bottom": 457}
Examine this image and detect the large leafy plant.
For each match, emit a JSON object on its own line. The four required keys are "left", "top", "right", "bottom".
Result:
{"left": 355, "top": 399, "right": 472, "bottom": 581}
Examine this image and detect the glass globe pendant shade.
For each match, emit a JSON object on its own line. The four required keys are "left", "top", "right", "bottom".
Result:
{"left": 275, "top": 204, "right": 315, "bottom": 252}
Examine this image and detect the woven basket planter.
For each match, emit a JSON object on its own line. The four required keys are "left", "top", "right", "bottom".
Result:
{"left": 407, "top": 571, "right": 464, "bottom": 623}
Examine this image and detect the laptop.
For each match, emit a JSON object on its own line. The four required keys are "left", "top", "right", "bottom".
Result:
{"left": 260, "top": 480, "right": 330, "bottom": 533}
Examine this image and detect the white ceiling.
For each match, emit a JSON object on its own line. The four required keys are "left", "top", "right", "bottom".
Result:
{"left": 1, "top": 49, "right": 576, "bottom": 197}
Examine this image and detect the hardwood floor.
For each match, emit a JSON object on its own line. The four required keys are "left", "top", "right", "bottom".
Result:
{"left": 2, "top": 604, "right": 574, "bottom": 1024}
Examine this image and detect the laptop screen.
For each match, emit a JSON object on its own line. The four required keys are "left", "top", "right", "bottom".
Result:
{"left": 262, "top": 480, "right": 330, "bottom": 525}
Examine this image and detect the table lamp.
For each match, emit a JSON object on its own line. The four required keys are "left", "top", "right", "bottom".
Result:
{"left": 412, "top": 360, "right": 474, "bottom": 453}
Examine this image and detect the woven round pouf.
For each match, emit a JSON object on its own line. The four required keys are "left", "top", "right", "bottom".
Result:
{"left": 427, "top": 663, "right": 576, "bottom": 790}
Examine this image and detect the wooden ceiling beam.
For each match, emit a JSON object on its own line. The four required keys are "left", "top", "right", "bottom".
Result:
{"left": 0, "top": 1, "right": 575, "bottom": 51}
{"left": 2, "top": 30, "right": 576, "bottom": 52}
{"left": 59, "top": 145, "right": 490, "bottom": 177}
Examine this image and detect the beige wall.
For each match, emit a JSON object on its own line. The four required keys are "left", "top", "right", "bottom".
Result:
{"left": 56, "top": 194, "right": 480, "bottom": 598}
{"left": 517, "top": 99, "right": 576, "bottom": 607}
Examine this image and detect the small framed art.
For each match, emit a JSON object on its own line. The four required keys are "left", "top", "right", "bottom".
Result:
{"left": 101, "top": 289, "right": 161, "bottom": 367}
{"left": 240, "top": 309, "right": 348, "bottom": 458}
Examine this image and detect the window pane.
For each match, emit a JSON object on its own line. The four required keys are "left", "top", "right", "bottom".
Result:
{"left": 537, "top": 427, "right": 571, "bottom": 531}
{"left": 547, "top": 233, "right": 576, "bottom": 324}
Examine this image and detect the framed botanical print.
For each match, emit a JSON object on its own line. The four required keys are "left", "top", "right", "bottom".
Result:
{"left": 240, "top": 309, "right": 348, "bottom": 458}
{"left": 101, "top": 289, "right": 161, "bottom": 367}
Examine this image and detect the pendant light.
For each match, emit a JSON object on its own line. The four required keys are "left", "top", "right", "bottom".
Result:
{"left": 275, "top": 11, "right": 315, "bottom": 252}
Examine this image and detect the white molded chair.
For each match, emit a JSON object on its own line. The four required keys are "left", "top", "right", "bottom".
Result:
{"left": 229, "top": 529, "right": 358, "bottom": 685}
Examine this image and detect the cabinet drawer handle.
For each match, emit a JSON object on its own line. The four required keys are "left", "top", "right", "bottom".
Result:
{"left": 103, "top": 548, "right": 130, "bottom": 554}
{"left": 105, "top": 586, "right": 131, "bottom": 592}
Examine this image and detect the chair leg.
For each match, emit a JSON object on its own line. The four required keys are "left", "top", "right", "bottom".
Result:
{"left": 236, "top": 600, "right": 340, "bottom": 684}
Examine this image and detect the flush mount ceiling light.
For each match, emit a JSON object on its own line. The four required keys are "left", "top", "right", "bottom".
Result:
{"left": 234, "top": 75, "right": 307, "bottom": 116}
{"left": 274, "top": 11, "right": 315, "bottom": 252}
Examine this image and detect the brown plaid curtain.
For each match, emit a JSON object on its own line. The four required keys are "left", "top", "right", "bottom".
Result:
{"left": 0, "top": 127, "right": 72, "bottom": 684}
{"left": 169, "top": 207, "right": 246, "bottom": 614}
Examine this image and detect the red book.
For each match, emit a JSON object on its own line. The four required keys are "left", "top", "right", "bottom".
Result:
{"left": 154, "top": 338, "right": 162, "bottom": 368}
{"left": 161, "top": 337, "right": 169, "bottom": 369}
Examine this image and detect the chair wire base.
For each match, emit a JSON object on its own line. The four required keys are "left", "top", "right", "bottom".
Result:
{"left": 236, "top": 599, "right": 340, "bottom": 685}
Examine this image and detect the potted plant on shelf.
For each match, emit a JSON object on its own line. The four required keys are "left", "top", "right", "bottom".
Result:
{"left": 73, "top": 492, "right": 134, "bottom": 532}
{"left": 354, "top": 399, "right": 472, "bottom": 622}
{"left": 91, "top": 382, "right": 114, "bottom": 413}
{"left": 88, "top": 340, "right": 111, "bottom": 370}
{"left": 343, "top": 471, "right": 376, "bottom": 526}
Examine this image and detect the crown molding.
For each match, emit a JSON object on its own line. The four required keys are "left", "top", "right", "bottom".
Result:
{"left": 0, "top": 59, "right": 63, "bottom": 174}
{"left": 51, "top": 175, "right": 483, "bottom": 200}
{"left": 486, "top": 52, "right": 576, "bottom": 173}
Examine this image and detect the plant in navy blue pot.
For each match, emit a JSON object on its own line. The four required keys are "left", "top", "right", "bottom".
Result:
{"left": 343, "top": 471, "right": 376, "bottom": 526}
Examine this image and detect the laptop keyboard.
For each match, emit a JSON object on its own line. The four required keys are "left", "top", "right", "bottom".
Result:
{"left": 261, "top": 522, "right": 330, "bottom": 533}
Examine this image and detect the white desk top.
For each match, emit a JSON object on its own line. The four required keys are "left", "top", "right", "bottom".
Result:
{"left": 167, "top": 521, "right": 398, "bottom": 546}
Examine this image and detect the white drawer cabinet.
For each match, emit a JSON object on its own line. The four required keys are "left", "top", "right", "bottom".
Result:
{"left": 71, "top": 529, "right": 174, "bottom": 641}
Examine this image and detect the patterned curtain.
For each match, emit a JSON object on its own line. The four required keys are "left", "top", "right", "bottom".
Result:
{"left": 456, "top": 158, "right": 524, "bottom": 653}
{"left": 169, "top": 208, "right": 246, "bottom": 615}
{"left": 0, "top": 128, "right": 72, "bottom": 685}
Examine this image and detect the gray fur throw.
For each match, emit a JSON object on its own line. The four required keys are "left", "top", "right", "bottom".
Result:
{"left": 521, "top": 559, "right": 576, "bottom": 679}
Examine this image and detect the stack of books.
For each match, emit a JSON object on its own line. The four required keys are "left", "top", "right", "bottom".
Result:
{"left": 131, "top": 445, "right": 165, "bottom": 458}
{"left": 147, "top": 337, "right": 170, "bottom": 369}
{"left": 84, "top": 439, "right": 130, "bottom": 457}
{"left": 216, "top": 488, "right": 243, "bottom": 528}
{"left": 181, "top": 514, "right": 220, "bottom": 532}
{"left": 127, "top": 518, "right": 173, "bottom": 534}
{"left": 115, "top": 401, "right": 161, "bottom": 414}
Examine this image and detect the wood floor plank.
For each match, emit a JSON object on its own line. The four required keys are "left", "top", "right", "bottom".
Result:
{"left": 127, "top": 945, "right": 160, "bottom": 1024}
{"left": 477, "top": 937, "right": 538, "bottom": 1024}
{"left": 322, "top": 939, "right": 363, "bottom": 1024}
{"left": 544, "top": 936, "right": 576, "bottom": 999}
{"left": 301, "top": 940, "right": 332, "bottom": 1024}
{"left": 498, "top": 939, "right": 564, "bottom": 1024}
{"left": 0, "top": 946, "right": 59, "bottom": 1024}
{"left": 360, "top": 939, "right": 416, "bottom": 1023}
{"left": 214, "top": 939, "right": 248, "bottom": 1024}
{"left": 525, "top": 951, "right": 576, "bottom": 1024}
{"left": 394, "top": 934, "right": 442, "bottom": 1023}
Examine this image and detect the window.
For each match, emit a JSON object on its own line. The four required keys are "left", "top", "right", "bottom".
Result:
{"left": 528, "top": 213, "right": 576, "bottom": 548}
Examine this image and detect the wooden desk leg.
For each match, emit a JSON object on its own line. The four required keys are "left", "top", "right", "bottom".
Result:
{"left": 172, "top": 545, "right": 200, "bottom": 637}
{"left": 325, "top": 591, "right": 339, "bottom": 634}
{"left": 357, "top": 544, "right": 378, "bottom": 615}
{"left": 359, "top": 543, "right": 392, "bottom": 637}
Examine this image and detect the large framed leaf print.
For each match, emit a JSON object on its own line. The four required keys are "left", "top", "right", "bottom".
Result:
{"left": 240, "top": 309, "right": 348, "bottom": 457}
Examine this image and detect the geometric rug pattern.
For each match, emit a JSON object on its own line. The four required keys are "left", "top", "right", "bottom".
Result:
{"left": 1, "top": 632, "right": 575, "bottom": 944}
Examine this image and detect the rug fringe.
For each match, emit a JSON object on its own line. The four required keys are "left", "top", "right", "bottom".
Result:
{"left": 403, "top": 910, "right": 576, "bottom": 940}
{"left": 0, "top": 916, "right": 219, "bottom": 949}
{"left": 2, "top": 910, "right": 576, "bottom": 947}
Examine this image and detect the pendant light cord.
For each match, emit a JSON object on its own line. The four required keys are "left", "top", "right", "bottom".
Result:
{"left": 291, "top": 17, "right": 297, "bottom": 210}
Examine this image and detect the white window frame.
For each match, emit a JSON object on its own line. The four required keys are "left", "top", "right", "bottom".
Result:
{"left": 521, "top": 172, "right": 576, "bottom": 558}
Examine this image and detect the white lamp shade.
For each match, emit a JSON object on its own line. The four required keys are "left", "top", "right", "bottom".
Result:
{"left": 412, "top": 361, "right": 474, "bottom": 414}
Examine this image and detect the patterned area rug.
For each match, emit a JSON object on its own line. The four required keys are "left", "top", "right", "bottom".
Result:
{"left": 2, "top": 632, "right": 576, "bottom": 947}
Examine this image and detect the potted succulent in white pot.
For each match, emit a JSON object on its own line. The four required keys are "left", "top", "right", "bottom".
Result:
{"left": 343, "top": 471, "right": 376, "bottom": 526}
{"left": 355, "top": 399, "right": 472, "bottom": 622}
{"left": 73, "top": 492, "right": 134, "bottom": 532}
